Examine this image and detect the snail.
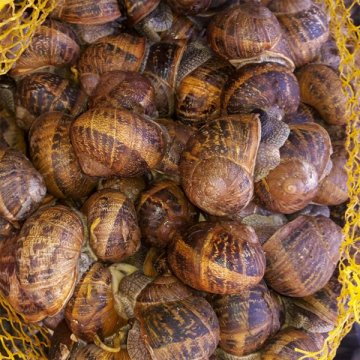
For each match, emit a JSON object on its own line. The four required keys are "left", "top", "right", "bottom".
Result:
{"left": 168, "top": 221, "right": 266, "bottom": 294}
{"left": 283, "top": 103, "right": 316, "bottom": 125}
{"left": 70, "top": 107, "right": 166, "bottom": 177}
{"left": 51, "top": 0, "right": 121, "bottom": 25}
{"left": 78, "top": 34, "right": 147, "bottom": 96}
{"left": 160, "top": 12, "right": 199, "bottom": 41}
{"left": 267, "top": 0, "right": 330, "bottom": 68}
{"left": 0, "top": 145, "right": 46, "bottom": 222}
{"left": 127, "top": 274, "right": 220, "bottom": 360}
{"left": 73, "top": 22, "right": 117, "bottom": 44}
{"left": 263, "top": 215, "right": 342, "bottom": 297}
{"left": 137, "top": 180, "right": 198, "bottom": 248}
{"left": 0, "top": 109, "right": 26, "bottom": 153}
{"left": 167, "top": 0, "right": 212, "bottom": 15}
{"left": 10, "top": 19, "right": 80, "bottom": 76}
{"left": 16, "top": 72, "right": 87, "bottom": 130}
{"left": 89, "top": 71, "right": 157, "bottom": 118}
{"left": 180, "top": 114, "right": 260, "bottom": 217}
{"left": 29, "top": 112, "right": 97, "bottom": 199}
{"left": 81, "top": 189, "right": 141, "bottom": 263}
{"left": 209, "top": 281, "right": 282, "bottom": 357}
{"left": 296, "top": 63, "right": 347, "bottom": 125}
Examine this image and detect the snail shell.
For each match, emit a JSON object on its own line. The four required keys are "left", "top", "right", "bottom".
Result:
{"left": 137, "top": 180, "right": 198, "bottom": 248}
{"left": 15, "top": 205, "right": 84, "bottom": 322}
{"left": 167, "top": 0, "right": 212, "bottom": 15}
{"left": 78, "top": 34, "right": 147, "bottom": 96}
{"left": 0, "top": 146, "right": 46, "bottom": 222}
{"left": 123, "top": 0, "right": 160, "bottom": 25}
{"left": 168, "top": 221, "right": 266, "bottom": 294}
{"left": 180, "top": 114, "right": 260, "bottom": 217}
{"left": 10, "top": 19, "right": 80, "bottom": 76}
{"left": 29, "top": 112, "right": 97, "bottom": 199}
{"left": 70, "top": 107, "right": 166, "bottom": 177}
{"left": 51, "top": 0, "right": 121, "bottom": 25}
{"left": 81, "top": 189, "right": 141, "bottom": 263}
{"left": 263, "top": 215, "right": 342, "bottom": 297}
{"left": 65, "top": 262, "right": 124, "bottom": 342}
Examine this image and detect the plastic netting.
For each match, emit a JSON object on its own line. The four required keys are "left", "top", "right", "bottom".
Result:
{"left": 0, "top": 0, "right": 359, "bottom": 359}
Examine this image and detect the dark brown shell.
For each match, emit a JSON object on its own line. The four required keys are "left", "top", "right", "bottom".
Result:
{"left": 74, "top": 22, "right": 116, "bottom": 44}
{"left": 131, "top": 275, "right": 220, "bottom": 360}
{"left": 160, "top": 12, "right": 198, "bottom": 41}
{"left": 51, "top": 0, "right": 121, "bottom": 25}
{"left": 313, "top": 141, "right": 348, "bottom": 206}
{"left": 48, "top": 320, "right": 76, "bottom": 360}
{"left": 176, "top": 57, "right": 234, "bottom": 126}
{"left": 137, "top": 180, "right": 198, "bottom": 248}
{"left": 10, "top": 19, "right": 80, "bottom": 76}
{"left": 273, "top": 3, "right": 329, "bottom": 67}
{"left": 15, "top": 205, "right": 84, "bottom": 322}
{"left": 98, "top": 176, "right": 147, "bottom": 202}
{"left": 65, "top": 262, "right": 124, "bottom": 342}
{"left": 0, "top": 146, "right": 46, "bottom": 222}
{"left": 207, "top": 4, "right": 282, "bottom": 60}
{"left": 283, "top": 103, "right": 315, "bottom": 125}
{"left": 0, "top": 216, "right": 18, "bottom": 240}
{"left": 180, "top": 114, "right": 260, "bottom": 217}
{"left": 261, "top": 327, "right": 324, "bottom": 359}
{"left": 29, "top": 112, "right": 97, "bottom": 199}
{"left": 70, "top": 107, "right": 166, "bottom": 177}
{"left": 222, "top": 62, "right": 300, "bottom": 119}
{"left": 143, "top": 41, "right": 186, "bottom": 117}
{"left": 209, "top": 282, "right": 281, "bottom": 356}
{"left": 78, "top": 34, "right": 147, "bottom": 96}
{"left": 16, "top": 72, "right": 87, "bottom": 129}
{"left": 155, "top": 118, "right": 195, "bottom": 180}
{"left": 296, "top": 64, "right": 347, "bottom": 125}
{"left": 167, "top": 0, "right": 211, "bottom": 15}
{"left": 82, "top": 189, "right": 141, "bottom": 263}
{"left": 89, "top": 71, "right": 157, "bottom": 118}
{"left": 124, "top": 0, "right": 160, "bottom": 25}
{"left": 168, "top": 221, "right": 266, "bottom": 294}
{"left": 263, "top": 215, "right": 342, "bottom": 297}
{"left": 255, "top": 123, "right": 332, "bottom": 214}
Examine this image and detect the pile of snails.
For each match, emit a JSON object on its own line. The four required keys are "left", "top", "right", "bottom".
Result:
{"left": 0, "top": 0, "right": 350, "bottom": 359}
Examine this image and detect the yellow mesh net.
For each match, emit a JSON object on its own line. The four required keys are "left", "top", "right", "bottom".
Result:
{"left": 0, "top": 0, "right": 359, "bottom": 359}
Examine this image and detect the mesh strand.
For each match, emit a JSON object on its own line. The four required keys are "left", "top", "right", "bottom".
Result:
{"left": 0, "top": 0, "right": 358, "bottom": 359}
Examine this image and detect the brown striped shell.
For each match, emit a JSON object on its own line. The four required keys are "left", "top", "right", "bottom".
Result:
{"left": 16, "top": 72, "right": 87, "bottom": 130}
{"left": 10, "top": 19, "right": 80, "bottom": 76}
{"left": 65, "top": 262, "right": 124, "bottom": 342}
{"left": 263, "top": 215, "right": 342, "bottom": 297}
{"left": 160, "top": 12, "right": 198, "bottom": 41}
{"left": 255, "top": 122, "right": 332, "bottom": 214}
{"left": 313, "top": 141, "right": 348, "bottom": 206}
{"left": 70, "top": 107, "right": 166, "bottom": 177}
{"left": 143, "top": 41, "right": 186, "bottom": 117}
{"left": 166, "top": 0, "right": 211, "bottom": 15}
{"left": 78, "top": 34, "right": 147, "bottom": 96}
{"left": 73, "top": 22, "right": 116, "bottom": 44}
{"left": 155, "top": 118, "right": 195, "bottom": 181}
{"left": 137, "top": 180, "right": 198, "bottom": 248}
{"left": 98, "top": 176, "right": 147, "bottom": 202}
{"left": 260, "top": 328, "right": 324, "bottom": 359}
{"left": 270, "top": 1, "right": 329, "bottom": 67}
{"left": 283, "top": 271, "right": 341, "bottom": 333}
{"left": 0, "top": 146, "right": 46, "bottom": 222}
{"left": 129, "top": 275, "right": 220, "bottom": 360}
{"left": 81, "top": 189, "right": 141, "bottom": 263}
{"left": 89, "top": 71, "right": 157, "bottom": 118}
{"left": 176, "top": 57, "right": 234, "bottom": 126}
{"left": 29, "top": 112, "right": 97, "bottom": 199}
{"left": 222, "top": 62, "right": 300, "bottom": 120}
{"left": 209, "top": 282, "right": 281, "bottom": 356}
{"left": 207, "top": 4, "right": 282, "bottom": 61}
{"left": 168, "top": 221, "right": 266, "bottom": 294}
{"left": 15, "top": 205, "right": 84, "bottom": 322}
{"left": 296, "top": 64, "right": 347, "bottom": 125}
{"left": 180, "top": 114, "right": 260, "bottom": 217}
{"left": 123, "top": 0, "right": 160, "bottom": 25}
{"left": 51, "top": 0, "right": 121, "bottom": 25}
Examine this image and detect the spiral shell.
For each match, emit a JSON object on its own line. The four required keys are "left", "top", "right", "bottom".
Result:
{"left": 29, "top": 112, "right": 97, "bottom": 199}
{"left": 168, "top": 221, "right": 266, "bottom": 294}
{"left": 70, "top": 107, "right": 166, "bottom": 177}
{"left": 263, "top": 215, "right": 342, "bottom": 297}
{"left": 180, "top": 114, "right": 260, "bottom": 217}
{"left": 123, "top": 0, "right": 160, "bottom": 25}
{"left": 82, "top": 189, "right": 141, "bottom": 263}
